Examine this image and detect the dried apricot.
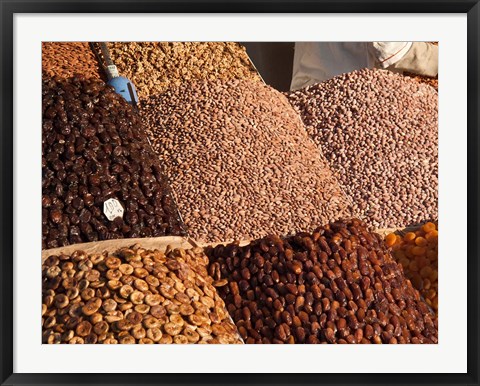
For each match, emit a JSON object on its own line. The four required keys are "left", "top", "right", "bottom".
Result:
{"left": 385, "top": 223, "right": 438, "bottom": 315}
{"left": 420, "top": 266, "right": 433, "bottom": 279}
{"left": 423, "top": 278, "right": 431, "bottom": 290}
{"left": 425, "top": 230, "right": 438, "bottom": 242}
{"left": 426, "top": 249, "right": 437, "bottom": 261}
{"left": 412, "top": 246, "right": 426, "bottom": 256}
{"left": 409, "top": 260, "right": 419, "bottom": 272}
{"left": 415, "top": 237, "right": 427, "bottom": 247}
{"left": 415, "top": 256, "right": 428, "bottom": 269}
{"left": 404, "top": 232, "right": 416, "bottom": 242}
{"left": 422, "top": 222, "right": 436, "bottom": 233}
{"left": 385, "top": 233, "right": 397, "bottom": 247}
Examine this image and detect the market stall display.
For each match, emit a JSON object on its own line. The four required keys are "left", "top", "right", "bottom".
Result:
{"left": 42, "top": 76, "right": 185, "bottom": 249}
{"left": 42, "top": 242, "right": 243, "bottom": 344}
{"left": 41, "top": 41, "right": 440, "bottom": 345}
{"left": 42, "top": 42, "right": 104, "bottom": 80}
{"left": 108, "top": 42, "right": 262, "bottom": 100}
{"left": 385, "top": 222, "right": 438, "bottom": 313}
{"left": 141, "top": 79, "right": 353, "bottom": 243}
{"left": 287, "top": 68, "right": 438, "bottom": 229}
{"left": 206, "top": 218, "right": 438, "bottom": 344}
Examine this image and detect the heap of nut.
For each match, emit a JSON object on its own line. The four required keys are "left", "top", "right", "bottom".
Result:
{"left": 42, "top": 245, "right": 242, "bottom": 344}
{"left": 42, "top": 42, "right": 103, "bottom": 80}
{"left": 108, "top": 42, "right": 261, "bottom": 100}
{"left": 207, "top": 219, "right": 438, "bottom": 344}
{"left": 142, "top": 79, "right": 352, "bottom": 243}
{"left": 42, "top": 76, "right": 185, "bottom": 249}
{"left": 287, "top": 68, "right": 438, "bottom": 229}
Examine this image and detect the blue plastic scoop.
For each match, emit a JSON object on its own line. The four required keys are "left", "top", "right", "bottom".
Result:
{"left": 91, "top": 42, "right": 139, "bottom": 107}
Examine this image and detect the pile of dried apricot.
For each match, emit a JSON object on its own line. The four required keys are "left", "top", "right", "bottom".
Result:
{"left": 385, "top": 222, "right": 438, "bottom": 313}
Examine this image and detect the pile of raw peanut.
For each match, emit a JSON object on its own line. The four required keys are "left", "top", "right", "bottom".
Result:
{"left": 108, "top": 42, "right": 261, "bottom": 100}
{"left": 42, "top": 244, "right": 242, "bottom": 344}
{"left": 287, "top": 68, "right": 438, "bottom": 229}
{"left": 141, "top": 79, "right": 352, "bottom": 243}
{"left": 385, "top": 222, "right": 438, "bottom": 313}
{"left": 42, "top": 42, "right": 103, "bottom": 80}
{"left": 42, "top": 76, "right": 185, "bottom": 249}
{"left": 207, "top": 219, "right": 438, "bottom": 344}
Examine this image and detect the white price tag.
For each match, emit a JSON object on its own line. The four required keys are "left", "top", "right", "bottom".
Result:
{"left": 106, "top": 64, "right": 119, "bottom": 78}
{"left": 103, "top": 198, "right": 124, "bottom": 221}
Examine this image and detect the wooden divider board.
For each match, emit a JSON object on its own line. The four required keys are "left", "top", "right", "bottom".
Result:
{"left": 41, "top": 236, "right": 195, "bottom": 263}
{"left": 375, "top": 224, "right": 424, "bottom": 238}
{"left": 190, "top": 239, "right": 251, "bottom": 249}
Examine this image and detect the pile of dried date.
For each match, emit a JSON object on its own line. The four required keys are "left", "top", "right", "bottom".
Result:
{"left": 206, "top": 218, "right": 438, "bottom": 344}
{"left": 42, "top": 245, "right": 242, "bottom": 344}
{"left": 42, "top": 76, "right": 185, "bottom": 249}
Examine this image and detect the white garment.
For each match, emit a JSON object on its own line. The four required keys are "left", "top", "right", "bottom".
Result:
{"left": 290, "top": 42, "right": 412, "bottom": 90}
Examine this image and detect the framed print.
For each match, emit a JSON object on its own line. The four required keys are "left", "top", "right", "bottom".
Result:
{"left": 1, "top": 0, "right": 479, "bottom": 385}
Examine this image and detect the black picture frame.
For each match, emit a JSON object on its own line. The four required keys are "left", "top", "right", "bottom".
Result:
{"left": 1, "top": 1, "right": 479, "bottom": 385}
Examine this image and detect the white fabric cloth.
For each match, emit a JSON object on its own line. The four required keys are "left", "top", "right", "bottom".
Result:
{"left": 290, "top": 42, "right": 413, "bottom": 90}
